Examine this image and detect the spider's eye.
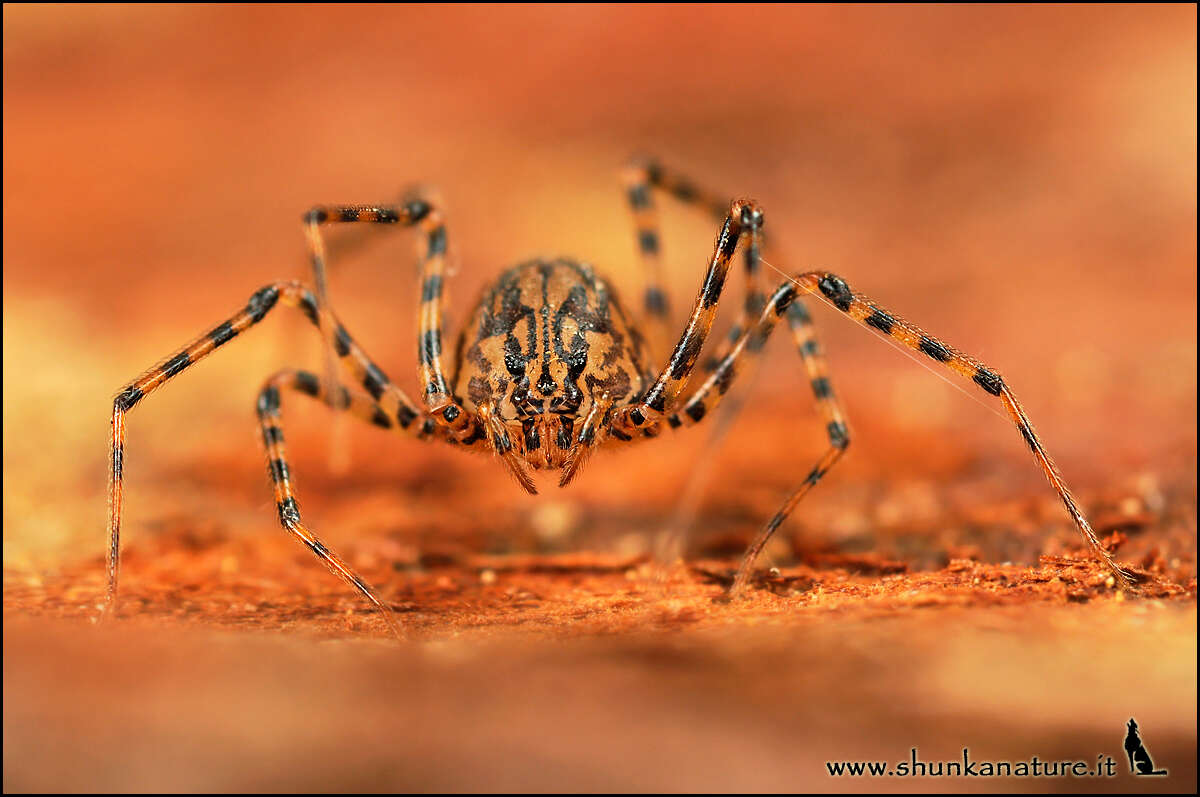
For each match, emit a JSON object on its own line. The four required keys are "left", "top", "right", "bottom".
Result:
{"left": 565, "top": 346, "right": 588, "bottom": 379}
{"left": 548, "top": 382, "right": 582, "bottom": 414}
{"left": 503, "top": 352, "right": 525, "bottom": 378}
{"left": 562, "top": 382, "right": 583, "bottom": 411}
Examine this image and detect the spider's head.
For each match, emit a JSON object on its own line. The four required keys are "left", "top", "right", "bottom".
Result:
{"left": 455, "top": 258, "right": 652, "bottom": 491}
{"left": 461, "top": 389, "right": 608, "bottom": 497}
{"left": 496, "top": 387, "right": 609, "bottom": 476}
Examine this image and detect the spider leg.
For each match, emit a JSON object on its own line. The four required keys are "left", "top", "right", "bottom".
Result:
{"left": 303, "top": 199, "right": 421, "bottom": 425}
{"left": 630, "top": 277, "right": 845, "bottom": 584}
{"left": 107, "top": 280, "right": 454, "bottom": 623}
{"left": 623, "top": 159, "right": 727, "bottom": 365}
{"left": 302, "top": 191, "right": 425, "bottom": 472}
{"left": 726, "top": 295, "right": 851, "bottom": 596}
{"left": 623, "top": 160, "right": 775, "bottom": 559}
{"left": 613, "top": 198, "right": 764, "bottom": 432}
{"left": 311, "top": 187, "right": 433, "bottom": 267}
{"left": 622, "top": 159, "right": 769, "bottom": 373}
{"left": 639, "top": 269, "right": 1133, "bottom": 592}
{"left": 793, "top": 270, "right": 1135, "bottom": 587}
{"left": 256, "top": 369, "right": 410, "bottom": 637}
{"left": 305, "top": 202, "right": 470, "bottom": 437}
{"left": 667, "top": 292, "right": 846, "bottom": 440}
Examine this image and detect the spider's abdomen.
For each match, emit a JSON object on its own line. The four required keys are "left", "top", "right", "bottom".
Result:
{"left": 452, "top": 258, "right": 650, "bottom": 468}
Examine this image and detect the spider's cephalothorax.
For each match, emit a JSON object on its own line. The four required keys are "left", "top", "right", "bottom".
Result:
{"left": 106, "top": 159, "right": 1135, "bottom": 636}
{"left": 452, "top": 258, "right": 651, "bottom": 484}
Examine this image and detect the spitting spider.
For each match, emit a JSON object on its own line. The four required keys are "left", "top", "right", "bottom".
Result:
{"left": 107, "top": 159, "right": 1134, "bottom": 635}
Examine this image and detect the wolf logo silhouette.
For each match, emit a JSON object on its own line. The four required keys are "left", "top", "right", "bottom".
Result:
{"left": 1124, "top": 718, "right": 1168, "bottom": 776}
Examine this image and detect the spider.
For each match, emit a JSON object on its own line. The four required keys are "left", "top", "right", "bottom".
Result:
{"left": 107, "top": 159, "right": 1135, "bottom": 635}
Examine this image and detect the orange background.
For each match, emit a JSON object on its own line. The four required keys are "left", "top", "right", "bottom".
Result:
{"left": 4, "top": 5, "right": 1196, "bottom": 792}
{"left": 5, "top": 4, "right": 1195, "bottom": 566}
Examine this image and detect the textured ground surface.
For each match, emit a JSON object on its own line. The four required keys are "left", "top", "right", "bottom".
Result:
{"left": 4, "top": 5, "right": 1196, "bottom": 793}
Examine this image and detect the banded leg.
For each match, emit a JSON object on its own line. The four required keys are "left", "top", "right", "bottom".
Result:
{"left": 727, "top": 296, "right": 851, "bottom": 595}
{"left": 257, "top": 369, "right": 406, "bottom": 636}
{"left": 624, "top": 160, "right": 775, "bottom": 561}
{"left": 627, "top": 275, "right": 846, "bottom": 586}
{"left": 661, "top": 270, "right": 1132, "bottom": 591}
{"left": 301, "top": 192, "right": 414, "bottom": 470}
{"left": 664, "top": 291, "right": 849, "bottom": 455}
{"left": 107, "top": 280, "right": 440, "bottom": 619}
{"left": 305, "top": 204, "right": 404, "bottom": 451}
{"left": 613, "top": 199, "right": 764, "bottom": 432}
{"left": 622, "top": 159, "right": 770, "bottom": 371}
{"left": 796, "top": 270, "right": 1134, "bottom": 586}
{"left": 304, "top": 201, "right": 469, "bottom": 435}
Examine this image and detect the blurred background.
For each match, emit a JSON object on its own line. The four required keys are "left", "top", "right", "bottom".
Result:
{"left": 3, "top": 4, "right": 1196, "bottom": 792}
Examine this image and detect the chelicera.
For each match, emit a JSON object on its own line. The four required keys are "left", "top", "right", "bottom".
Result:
{"left": 107, "top": 159, "right": 1134, "bottom": 635}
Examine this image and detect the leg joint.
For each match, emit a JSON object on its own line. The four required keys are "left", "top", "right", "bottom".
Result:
{"left": 827, "top": 420, "right": 851, "bottom": 450}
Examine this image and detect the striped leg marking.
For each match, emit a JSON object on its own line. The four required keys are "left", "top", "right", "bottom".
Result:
{"left": 257, "top": 369, "right": 404, "bottom": 636}
{"left": 622, "top": 158, "right": 733, "bottom": 367}
{"left": 107, "top": 280, "right": 436, "bottom": 625}
{"left": 303, "top": 202, "right": 429, "bottom": 416}
{"left": 639, "top": 268, "right": 1131, "bottom": 592}
{"left": 634, "top": 279, "right": 850, "bottom": 590}
{"left": 624, "top": 159, "right": 773, "bottom": 375}
{"left": 787, "top": 270, "right": 1135, "bottom": 588}
{"left": 623, "top": 159, "right": 775, "bottom": 561}
{"left": 614, "top": 199, "right": 764, "bottom": 432}
{"left": 706, "top": 223, "right": 770, "bottom": 374}
{"left": 303, "top": 200, "right": 437, "bottom": 317}
{"left": 304, "top": 201, "right": 469, "bottom": 436}
{"left": 728, "top": 293, "right": 851, "bottom": 595}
